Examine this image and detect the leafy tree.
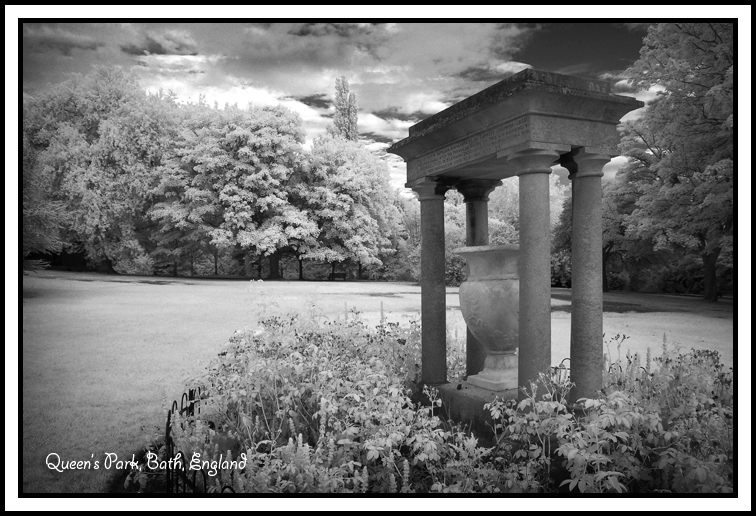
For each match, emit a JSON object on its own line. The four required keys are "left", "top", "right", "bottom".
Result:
{"left": 303, "top": 134, "right": 398, "bottom": 277}
{"left": 153, "top": 101, "right": 312, "bottom": 279}
{"left": 21, "top": 132, "right": 67, "bottom": 271}
{"left": 148, "top": 98, "right": 228, "bottom": 276}
{"left": 23, "top": 66, "right": 178, "bottom": 273}
{"left": 328, "top": 76, "right": 359, "bottom": 141}
{"left": 621, "top": 23, "right": 734, "bottom": 301}
{"left": 489, "top": 173, "right": 569, "bottom": 234}
{"left": 553, "top": 158, "right": 681, "bottom": 292}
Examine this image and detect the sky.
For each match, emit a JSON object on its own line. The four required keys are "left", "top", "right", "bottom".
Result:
{"left": 10, "top": 9, "right": 748, "bottom": 194}
{"left": 15, "top": 16, "right": 662, "bottom": 190}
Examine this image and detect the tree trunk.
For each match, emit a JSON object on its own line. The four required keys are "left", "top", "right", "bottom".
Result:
{"left": 257, "top": 257, "right": 262, "bottom": 279}
{"left": 173, "top": 259, "right": 178, "bottom": 277}
{"left": 97, "top": 257, "right": 118, "bottom": 275}
{"left": 331, "top": 262, "right": 336, "bottom": 278}
{"left": 190, "top": 254, "right": 195, "bottom": 277}
{"left": 268, "top": 252, "right": 281, "bottom": 280}
{"left": 358, "top": 262, "right": 362, "bottom": 280}
{"left": 214, "top": 249, "right": 218, "bottom": 276}
{"left": 602, "top": 248, "right": 610, "bottom": 292}
{"left": 702, "top": 247, "right": 721, "bottom": 302}
{"left": 298, "top": 258, "right": 304, "bottom": 280}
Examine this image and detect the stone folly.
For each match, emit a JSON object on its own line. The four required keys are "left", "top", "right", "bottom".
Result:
{"left": 388, "top": 69, "right": 642, "bottom": 402}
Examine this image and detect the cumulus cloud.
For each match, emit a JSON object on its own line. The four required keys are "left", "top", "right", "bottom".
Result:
{"left": 609, "top": 79, "right": 666, "bottom": 122}
{"left": 358, "top": 113, "right": 415, "bottom": 143}
{"left": 19, "top": 21, "right": 553, "bottom": 186}
{"left": 121, "top": 29, "right": 198, "bottom": 56}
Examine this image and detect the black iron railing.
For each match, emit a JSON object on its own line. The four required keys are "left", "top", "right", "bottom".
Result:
{"left": 164, "top": 387, "right": 237, "bottom": 493}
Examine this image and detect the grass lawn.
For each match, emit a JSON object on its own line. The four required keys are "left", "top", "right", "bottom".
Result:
{"left": 19, "top": 271, "right": 734, "bottom": 493}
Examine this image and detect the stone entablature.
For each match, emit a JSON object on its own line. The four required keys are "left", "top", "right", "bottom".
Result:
{"left": 389, "top": 68, "right": 642, "bottom": 186}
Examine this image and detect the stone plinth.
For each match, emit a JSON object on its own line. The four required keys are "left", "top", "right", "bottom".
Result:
{"left": 437, "top": 382, "right": 518, "bottom": 448}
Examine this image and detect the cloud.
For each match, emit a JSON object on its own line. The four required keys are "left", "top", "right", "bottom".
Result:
{"left": 610, "top": 79, "right": 666, "bottom": 122}
{"left": 121, "top": 30, "right": 198, "bottom": 56}
{"left": 371, "top": 108, "right": 425, "bottom": 123}
{"left": 601, "top": 156, "right": 627, "bottom": 182}
{"left": 456, "top": 61, "right": 531, "bottom": 83}
{"left": 23, "top": 23, "right": 104, "bottom": 55}
{"left": 553, "top": 62, "right": 597, "bottom": 76}
{"left": 288, "top": 93, "right": 331, "bottom": 110}
{"left": 358, "top": 113, "right": 414, "bottom": 143}
{"left": 621, "top": 23, "right": 652, "bottom": 33}
{"left": 21, "top": 22, "right": 540, "bottom": 166}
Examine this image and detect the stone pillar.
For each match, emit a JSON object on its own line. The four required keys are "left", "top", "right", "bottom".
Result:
{"left": 507, "top": 148, "right": 560, "bottom": 394}
{"left": 455, "top": 179, "right": 502, "bottom": 378}
{"left": 412, "top": 179, "right": 451, "bottom": 386}
{"left": 569, "top": 151, "right": 610, "bottom": 401}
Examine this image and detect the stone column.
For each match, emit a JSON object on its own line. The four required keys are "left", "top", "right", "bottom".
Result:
{"left": 507, "top": 148, "right": 560, "bottom": 394}
{"left": 412, "top": 179, "right": 451, "bottom": 386}
{"left": 570, "top": 151, "right": 610, "bottom": 401}
{"left": 455, "top": 179, "right": 502, "bottom": 378}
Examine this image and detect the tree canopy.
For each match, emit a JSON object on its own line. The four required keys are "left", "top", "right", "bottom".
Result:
{"left": 22, "top": 67, "right": 405, "bottom": 281}
{"left": 620, "top": 23, "right": 734, "bottom": 300}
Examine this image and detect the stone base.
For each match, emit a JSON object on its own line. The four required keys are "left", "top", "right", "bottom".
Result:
{"left": 466, "top": 353, "right": 517, "bottom": 391}
{"left": 437, "top": 382, "right": 518, "bottom": 447}
{"left": 466, "top": 371, "right": 518, "bottom": 391}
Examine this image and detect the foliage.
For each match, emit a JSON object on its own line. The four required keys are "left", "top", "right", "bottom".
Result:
{"left": 485, "top": 335, "right": 734, "bottom": 494}
{"left": 167, "top": 309, "right": 495, "bottom": 493}
{"left": 621, "top": 23, "right": 734, "bottom": 301}
{"left": 303, "top": 134, "right": 400, "bottom": 271}
{"left": 163, "top": 306, "right": 732, "bottom": 494}
{"left": 148, "top": 99, "right": 311, "bottom": 278}
{"left": 23, "top": 67, "right": 404, "bottom": 280}
{"left": 550, "top": 248, "right": 571, "bottom": 287}
{"left": 328, "top": 76, "right": 359, "bottom": 141}
{"left": 24, "top": 66, "right": 179, "bottom": 270}
{"left": 22, "top": 132, "right": 67, "bottom": 272}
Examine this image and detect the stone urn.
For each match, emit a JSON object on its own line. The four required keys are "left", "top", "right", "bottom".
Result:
{"left": 453, "top": 245, "right": 519, "bottom": 391}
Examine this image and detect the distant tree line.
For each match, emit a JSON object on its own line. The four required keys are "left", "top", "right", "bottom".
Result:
{"left": 22, "top": 69, "right": 413, "bottom": 280}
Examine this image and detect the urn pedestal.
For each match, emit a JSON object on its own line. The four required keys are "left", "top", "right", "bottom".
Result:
{"left": 453, "top": 245, "right": 519, "bottom": 391}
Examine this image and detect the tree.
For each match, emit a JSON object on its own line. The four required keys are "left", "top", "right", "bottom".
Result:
{"left": 488, "top": 173, "right": 569, "bottom": 234}
{"left": 22, "top": 132, "right": 67, "bottom": 271}
{"left": 303, "top": 134, "right": 398, "bottom": 277}
{"left": 621, "top": 23, "right": 734, "bottom": 301}
{"left": 23, "top": 66, "right": 179, "bottom": 273}
{"left": 148, "top": 98, "right": 228, "bottom": 276}
{"left": 328, "top": 76, "right": 359, "bottom": 141}
{"left": 153, "top": 101, "right": 313, "bottom": 280}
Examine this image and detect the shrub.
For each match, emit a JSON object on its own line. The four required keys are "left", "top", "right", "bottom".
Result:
{"left": 166, "top": 312, "right": 733, "bottom": 494}
{"left": 485, "top": 335, "right": 734, "bottom": 494}
{"left": 169, "top": 308, "right": 482, "bottom": 493}
{"left": 551, "top": 249, "right": 571, "bottom": 287}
